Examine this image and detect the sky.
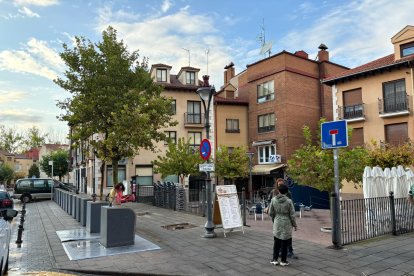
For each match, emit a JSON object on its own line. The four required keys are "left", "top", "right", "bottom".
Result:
{"left": 0, "top": 0, "right": 413, "bottom": 141}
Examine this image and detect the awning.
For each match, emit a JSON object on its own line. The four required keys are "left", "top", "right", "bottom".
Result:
{"left": 252, "top": 140, "right": 274, "bottom": 147}
{"left": 251, "top": 164, "right": 285, "bottom": 175}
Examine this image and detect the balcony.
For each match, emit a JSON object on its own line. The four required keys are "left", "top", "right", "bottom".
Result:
{"left": 378, "top": 93, "right": 410, "bottom": 118}
{"left": 338, "top": 104, "right": 365, "bottom": 122}
{"left": 184, "top": 112, "right": 204, "bottom": 127}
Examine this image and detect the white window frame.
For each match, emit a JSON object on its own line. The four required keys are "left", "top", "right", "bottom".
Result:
{"left": 258, "top": 144, "right": 276, "bottom": 164}
{"left": 156, "top": 69, "right": 167, "bottom": 82}
{"left": 186, "top": 71, "right": 195, "bottom": 85}
{"left": 257, "top": 80, "right": 275, "bottom": 103}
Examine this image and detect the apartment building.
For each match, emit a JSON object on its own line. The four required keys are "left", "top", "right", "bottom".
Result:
{"left": 324, "top": 25, "right": 414, "bottom": 148}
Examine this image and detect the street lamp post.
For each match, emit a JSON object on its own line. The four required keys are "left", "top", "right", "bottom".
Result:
{"left": 246, "top": 152, "right": 254, "bottom": 201}
{"left": 49, "top": 160, "right": 54, "bottom": 200}
{"left": 196, "top": 78, "right": 216, "bottom": 238}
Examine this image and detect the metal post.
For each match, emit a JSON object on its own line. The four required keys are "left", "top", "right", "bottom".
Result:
{"left": 242, "top": 187, "right": 247, "bottom": 226}
{"left": 331, "top": 148, "right": 342, "bottom": 248}
{"left": 389, "top": 191, "right": 397, "bottom": 236}
{"left": 246, "top": 152, "right": 254, "bottom": 201}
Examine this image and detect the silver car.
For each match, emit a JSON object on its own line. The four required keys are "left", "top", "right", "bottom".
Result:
{"left": 0, "top": 209, "right": 18, "bottom": 276}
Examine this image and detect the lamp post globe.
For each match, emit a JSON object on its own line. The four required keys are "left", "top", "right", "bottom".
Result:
{"left": 196, "top": 80, "right": 216, "bottom": 238}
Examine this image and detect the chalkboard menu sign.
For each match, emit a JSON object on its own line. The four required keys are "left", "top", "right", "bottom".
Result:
{"left": 216, "top": 185, "right": 243, "bottom": 231}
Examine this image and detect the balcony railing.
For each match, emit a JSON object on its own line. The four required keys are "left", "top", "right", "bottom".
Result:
{"left": 184, "top": 112, "right": 204, "bottom": 126}
{"left": 338, "top": 104, "right": 365, "bottom": 120}
{"left": 258, "top": 125, "right": 275, "bottom": 133}
{"left": 378, "top": 93, "right": 409, "bottom": 115}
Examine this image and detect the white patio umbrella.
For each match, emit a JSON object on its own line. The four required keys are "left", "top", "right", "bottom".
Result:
{"left": 363, "top": 166, "right": 373, "bottom": 198}
{"left": 383, "top": 167, "right": 392, "bottom": 196}
{"left": 402, "top": 167, "right": 414, "bottom": 198}
{"left": 371, "top": 166, "right": 385, "bottom": 197}
{"left": 394, "top": 165, "right": 407, "bottom": 198}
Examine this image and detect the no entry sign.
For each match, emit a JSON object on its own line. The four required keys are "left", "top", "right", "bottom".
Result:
{"left": 200, "top": 139, "right": 211, "bottom": 160}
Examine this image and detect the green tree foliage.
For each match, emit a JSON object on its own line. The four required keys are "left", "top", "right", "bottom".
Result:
{"left": 28, "top": 164, "right": 40, "bottom": 178}
{"left": 287, "top": 121, "right": 369, "bottom": 192}
{"left": 153, "top": 138, "right": 201, "bottom": 184}
{"left": 366, "top": 140, "right": 414, "bottom": 168}
{"left": 40, "top": 149, "right": 69, "bottom": 181}
{"left": 215, "top": 146, "right": 249, "bottom": 181}
{"left": 55, "top": 26, "right": 176, "bottom": 198}
{"left": 24, "top": 126, "right": 48, "bottom": 150}
{"left": 0, "top": 163, "right": 14, "bottom": 185}
{"left": 0, "top": 124, "right": 24, "bottom": 154}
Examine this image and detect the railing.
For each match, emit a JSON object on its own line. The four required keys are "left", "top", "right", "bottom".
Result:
{"left": 340, "top": 192, "right": 414, "bottom": 245}
{"left": 184, "top": 112, "right": 204, "bottom": 125}
{"left": 378, "top": 93, "right": 409, "bottom": 114}
{"left": 338, "top": 104, "right": 364, "bottom": 120}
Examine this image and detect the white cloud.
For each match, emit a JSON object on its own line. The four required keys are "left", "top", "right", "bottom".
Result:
{"left": 0, "top": 38, "right": 63, "bottom": 80}
{"left": 161, "top": 0, "right": 172, "bottom": 13}
{"left": 95, "top": 5, "right": 231, "bottom": 86}
{"left": 0, "top": 89, "right": 28, "bottom": 103}
{"left": 18, "top": 6, "right": 40, "bottom": 18}
{"left": 13, "top": 0, "right": 58, "bottom": 6}
{"left": 280, "top": 0, "right": 414, "bottom": 68}
{"left": 0, "top": 108, "right": 44, "bottom": 123}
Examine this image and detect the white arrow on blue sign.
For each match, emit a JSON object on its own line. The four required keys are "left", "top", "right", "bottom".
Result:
{"left": 321, "top": 120, "right": 348, "bottom": 149}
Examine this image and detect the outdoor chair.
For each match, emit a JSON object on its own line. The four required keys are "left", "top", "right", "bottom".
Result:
{"left": 254, "top": 203, "right": 264, "bottom": 221}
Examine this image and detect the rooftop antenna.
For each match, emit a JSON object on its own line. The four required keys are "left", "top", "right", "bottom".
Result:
{"left": 182, "top": 48, "right": 190, "bottom": 66}
{"left": 257, "top": 18, "right": 273, "bottom": 58}
{"left": 205, "top": 49, "right": 210, "bottom": 75}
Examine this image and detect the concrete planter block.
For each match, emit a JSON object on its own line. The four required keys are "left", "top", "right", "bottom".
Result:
{"left": 100, "top": 206, "right": 136, "bottom": 248}
{"left": 80, "top": 198, "right": 92, "bottom": 226}
{"left": 86, "top": 201, "right": 109, "bottom": 233}
{"left": 76, "top": 197, "right": 81, "bottom": 222}
{"left": 68, "top": 194, "right": 73, "bottom": 215}
{"left": 71, "top": 195, "right": 77, "bottom": 218}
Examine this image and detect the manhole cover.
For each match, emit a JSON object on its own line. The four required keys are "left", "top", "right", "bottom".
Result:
{"left": 162, "top": 223, "right": 197, "bottom": 231}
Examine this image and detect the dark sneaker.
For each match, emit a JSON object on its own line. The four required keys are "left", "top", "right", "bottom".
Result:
{"left": 270, "top": 260, "right": 279, "bottom": 265}
{"left": 280, "top": 261, "right": 289, "bottom": 266}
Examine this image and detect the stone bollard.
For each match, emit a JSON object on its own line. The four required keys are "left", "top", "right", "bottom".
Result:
{"left": 100, "top": 206, "right": 136, "bottom": 248}
{"left": 86, "top": 201, "right": 109, "bottom": 233}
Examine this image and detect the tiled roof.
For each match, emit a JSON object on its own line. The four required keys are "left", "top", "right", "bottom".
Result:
{"left": 324, "top": 54, "right": 414, "bottom": 84}
{"left": 0, "top": 149, "right": 12, "bottom": 156}
{"left": 151, "top": 63, "right": 172, "bottom": 69}
{"left": 158, "top": 75, "right": 201, "bottom": 91}
{"left": 215, "top": 96, "right": 248, "bottom": 105}
{"left": 179, "top": 66, "right": 200, "bottom": 71}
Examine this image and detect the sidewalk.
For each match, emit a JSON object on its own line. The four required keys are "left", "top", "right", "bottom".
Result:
{"left": 7, "top": 200, "right": 414, "bottom": 276}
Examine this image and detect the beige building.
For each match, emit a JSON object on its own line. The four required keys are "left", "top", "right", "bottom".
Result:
{"left": 324, "top": 25, "right": 414, "bottom": 148}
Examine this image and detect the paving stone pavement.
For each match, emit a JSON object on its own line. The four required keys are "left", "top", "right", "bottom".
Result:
{"left": 6, "top": 199, "right": 414, "bottom": 276}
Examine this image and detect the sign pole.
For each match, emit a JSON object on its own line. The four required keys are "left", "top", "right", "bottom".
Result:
{"left": 332, "top": 148, "right": 342, "bottom": 248}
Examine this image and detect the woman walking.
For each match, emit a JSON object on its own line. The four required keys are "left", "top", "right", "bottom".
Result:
{"left": 268, "top": 183, "right": 297, "bottom": 266}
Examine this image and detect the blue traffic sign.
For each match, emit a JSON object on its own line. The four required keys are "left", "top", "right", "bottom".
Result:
{"left": 200, "top": 139, "right": 211, "bottom": 160}
{"left": 321, "top": 120, "right": 348, "bottom": 149}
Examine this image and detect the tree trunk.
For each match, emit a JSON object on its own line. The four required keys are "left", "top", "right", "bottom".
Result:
{"left": 112, "top": 159, "right": 119, "bottom": 188}
{"left": 99, "top": 161, "right": 106, "bottom": 200}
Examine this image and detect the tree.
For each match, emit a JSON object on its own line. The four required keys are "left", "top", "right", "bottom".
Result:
{"left": 287, "top": 121, "right": 369, "bottom": 192}
{"left": 55, "top": 26, "right": 176, "bottom": 199}
{"left": 366, "top": 140, "right": 414, "bottom": 168}
{"left": 152, "top": 138, "right": 201, "bottom": 184}
{"left": 0, "top": 124, "right": 25, "bottom": 154}
{"left": 0, "top": 163, "right": 14, "bottom": 186}
{"left": 24, "top": 126, "right": 48, "bottom": 150}
{"left": 28, "top": 164, "right": 40, "bottom": 178}
{"left": 215, "top": 146, "right": 249, "bottom": 182}
{"left": 39, "top": 149, "right": 69, "bottom": 181}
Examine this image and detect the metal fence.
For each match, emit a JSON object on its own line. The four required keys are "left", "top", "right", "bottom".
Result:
{"left": 137, "top": 182, "right": 206, "bottom": 216}
{"left": 341, "top": 192, "right": 414, "bottom": 245}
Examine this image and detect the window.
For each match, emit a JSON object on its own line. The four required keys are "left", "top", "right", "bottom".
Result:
{"left": 186, "top": 71, "right": 195, "bottom": 85}
{"left": 156, "top": 69, "right": 167, "bottom": 82}
{"left": 135, "top": 166, "right": 153, "bottom": 186}
{"left": 188, "top": 132, "right": 202, "bottom": 147}
{"left": 257, "top": 80, "right": 274, "bottom": 103}
{"left": 226, "top": 119, "right": 240, "bottom": 133}
{"left": 401, "top": 42, "right": 414, "bottom": 57}
{"left": 33, "top": 180, "right": 46, "bottom": 188}
{"left": 258, "top": 113, "right": 275, "bottom": 133}
{"left": 164, "top": 131, "right": 177, "bottom": 145}
{"left": 349, "top": 128, "right": 364, "bottom": 148}
{"left": 343, "top": 88, "right": 363, "bottom": 119}
{"left": 170, "top": 99, "right": 176, "bottom": 115}
{"left": 258, "top": 144, "right": 276, "bottom": 164}
{"left": 383, "top": 79, "right": 407, "bottom": 113}
{"left": 18, "top": 179, "right": 31, "bottom": 188}
{"left": 187, "top": 101, "right": 201, "bottom": 124}
{"left": 106, "top": 165, "right": 126, "bottom": 187}
{"left": 385, "top": 123, "right": 408, "bottom": 146}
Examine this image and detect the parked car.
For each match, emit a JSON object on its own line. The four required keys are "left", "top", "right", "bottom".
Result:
{"left": 0, "top": 191, "right": 13, "bottom": 211}
{"left": 13, "top": 178, "right": 65, "bottom": 203}
{"left": 0, "top": 209, "right": 18, "bottom": 276}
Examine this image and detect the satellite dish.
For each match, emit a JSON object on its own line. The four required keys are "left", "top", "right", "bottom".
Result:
{"left": 259, "top": 41, "right": 273, "bottom": 56}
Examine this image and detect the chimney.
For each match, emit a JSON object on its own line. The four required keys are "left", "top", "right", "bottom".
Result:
{"left": 223, "top": 62, "right": 235, "bottom": 84}
{"left": 202, "top": 75, "right": 210, "bottom": 87}
{"left": 294, "top": 50, "right": 308, "bottom": 59}
{"left": 317, "top": 43, "right": 329, "bottom": 62}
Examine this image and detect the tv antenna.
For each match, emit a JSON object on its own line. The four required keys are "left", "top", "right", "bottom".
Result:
{"left": 205, "top": 49, "right": 209, "bottom": 75}
{"left": 257, "top": 18, "right": 273, "bottom": 57}
{"left": 182, "top": 48, "right": 190, "bottom": 66}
